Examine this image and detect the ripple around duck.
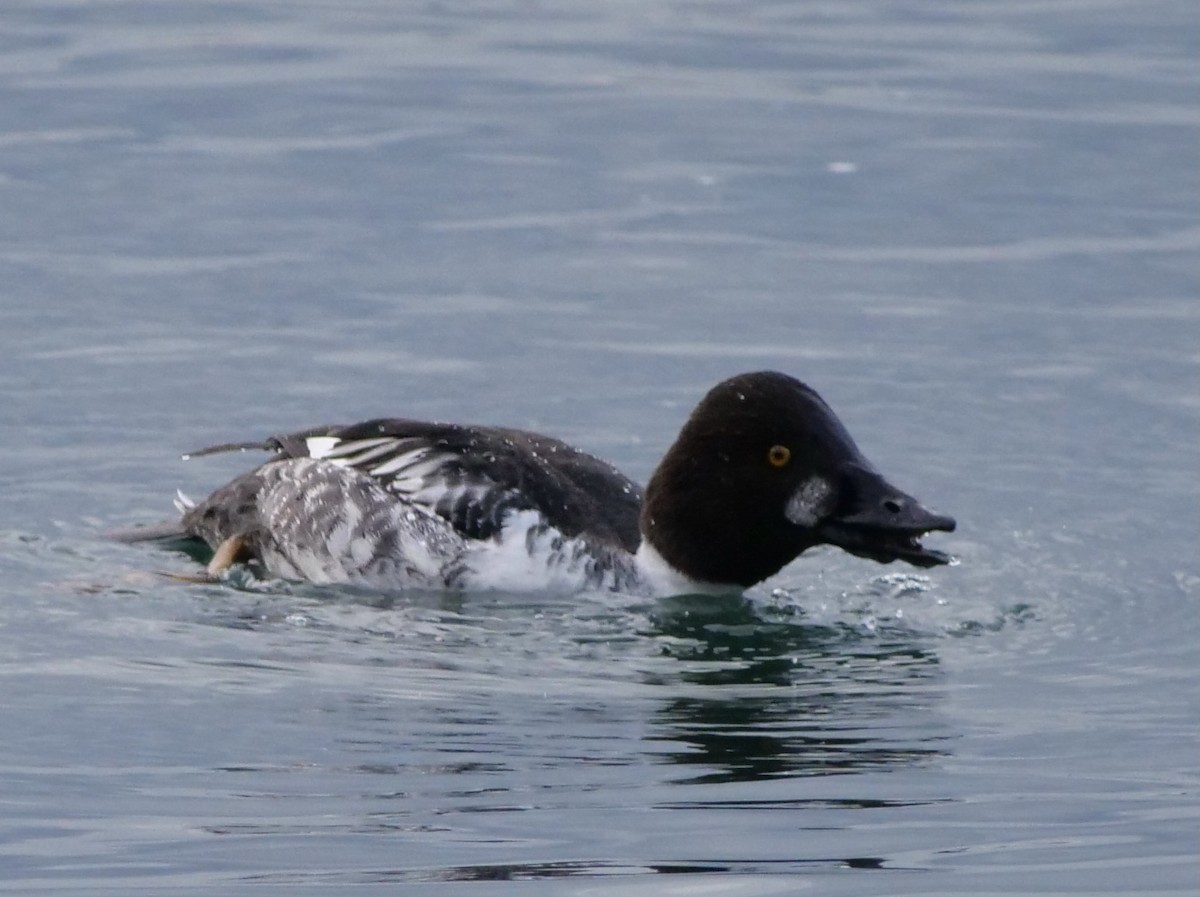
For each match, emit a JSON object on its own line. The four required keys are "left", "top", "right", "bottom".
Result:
{"left": 2, "top": 0, "right": 1196, "bottom": 890}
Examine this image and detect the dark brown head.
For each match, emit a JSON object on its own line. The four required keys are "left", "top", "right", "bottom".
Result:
{"left": 640, "top": 372, "right": 955, "bottom": 589}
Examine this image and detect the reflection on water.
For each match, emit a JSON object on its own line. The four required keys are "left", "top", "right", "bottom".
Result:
{"left": 36, "top": 527, "right": 968, "bottom": 798}
{"left": 7, "top": 524, "right": 1040, "bottom": 817}
{"left": 2, "top": 0, "right": 1196, "bottom": 890}
{"left": 128, "top": 579, "right": 958, "bottom": 887}
{"left": 5, "top": 515, "right": 1194, "bottom": 893}
{"left": 645, "top": 593, "right": 947, "bottom": 784}
{"left": 653, "top": 689, "right": 945, "bottom": 785}
{"left": 165, "top": 574, "right": 957, "bottom": 795}
{"left": 238, "top": 855, "right": 890, "bottom": 885}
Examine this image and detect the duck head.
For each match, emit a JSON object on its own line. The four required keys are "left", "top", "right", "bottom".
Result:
{"left": 640, "top": 371, "right": 956, "bottom": 589}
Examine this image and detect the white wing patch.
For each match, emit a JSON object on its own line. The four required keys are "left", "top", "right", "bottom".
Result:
{"left": 370, "top": 447, "right": 436, "bottom": 480}
{"left": 306, "top": 435, "right": 400, "bottom": 463}
{"left": 304, "top": 436, "right": 342, "bottom": 459}
{"left": 300, "top": 435, "right": 502, "bottom": 530}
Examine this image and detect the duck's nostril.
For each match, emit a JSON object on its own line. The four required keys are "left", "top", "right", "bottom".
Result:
{"left": 883, "top": 498, "right": 903, "bottom": 514}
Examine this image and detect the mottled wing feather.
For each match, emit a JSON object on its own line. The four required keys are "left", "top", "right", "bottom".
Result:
{"left": 182, "top": 458, "right": 464, "bottom": 586}
{"left": 227, "top": 419, "right": 645, "bottom": 549}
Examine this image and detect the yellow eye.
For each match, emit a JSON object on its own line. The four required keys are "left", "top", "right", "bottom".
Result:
{"left": 767, "top": 444, "right": 791, "bottom": 468}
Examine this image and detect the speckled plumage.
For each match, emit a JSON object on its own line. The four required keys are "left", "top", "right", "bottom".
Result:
{"left": 183, "top": 457, "right": 465, "bottom": 586}
{"left": 119, "top": 371, "right": 956, "bottom": 595}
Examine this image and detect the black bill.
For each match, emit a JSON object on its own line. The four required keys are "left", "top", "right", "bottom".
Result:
{"left": 817, "top": 462, "right": 956, "bottom": 568}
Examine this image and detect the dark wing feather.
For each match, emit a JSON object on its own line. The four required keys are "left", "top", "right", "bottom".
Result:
{"left": 191, "top": 419, "right": 644, "bottom": 550}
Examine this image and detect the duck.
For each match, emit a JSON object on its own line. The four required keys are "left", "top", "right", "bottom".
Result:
{"left": 114, "top": 371, "right": 956, "bottom": 596}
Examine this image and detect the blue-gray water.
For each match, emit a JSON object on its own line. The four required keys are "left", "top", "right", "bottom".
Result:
{"left": 1, "top": 1, "right": 1197, "bottom": 894}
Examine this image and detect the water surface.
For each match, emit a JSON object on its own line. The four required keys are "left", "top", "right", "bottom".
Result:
{"left": 1, "top": 0, "right": 1197, "bottom": 894}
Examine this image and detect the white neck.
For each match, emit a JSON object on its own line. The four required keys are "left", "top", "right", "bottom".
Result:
{"left": 634, "top": 540, "right": 743, "bottom": 598}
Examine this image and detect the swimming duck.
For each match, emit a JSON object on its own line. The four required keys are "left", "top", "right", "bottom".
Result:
{"left": 116, "top": 371, "right": 955, "bottom": 595}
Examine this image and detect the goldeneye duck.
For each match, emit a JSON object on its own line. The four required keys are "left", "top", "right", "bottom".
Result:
{"left": 116, "top": 371, "right": 955, "bottom": 596}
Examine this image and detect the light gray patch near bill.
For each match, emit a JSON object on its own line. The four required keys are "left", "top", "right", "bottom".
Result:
{"left": 784, "top": 476, "right": 833, "bottom": 527}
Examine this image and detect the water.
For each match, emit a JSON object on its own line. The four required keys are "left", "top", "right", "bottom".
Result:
{"left": 1, "top": 0, "right": 1197, "bottom": 893}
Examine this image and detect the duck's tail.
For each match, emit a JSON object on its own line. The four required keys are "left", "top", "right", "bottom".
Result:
{"left": 105, "top": 519, "right": 188, "bottom": 543}
{"left": 105, "top": 491, "right": 195, "bottom": 544}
